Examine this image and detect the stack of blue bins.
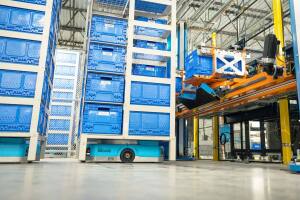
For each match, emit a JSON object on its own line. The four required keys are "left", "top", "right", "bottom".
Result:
{"left": 0, "top": 0, "right": 61, "bottom": 157}
{"left": 128, "top": 16, "right": 171, "bottom": 137}
{"left": 81, "top": 15, "right": 127, "bottom": 135}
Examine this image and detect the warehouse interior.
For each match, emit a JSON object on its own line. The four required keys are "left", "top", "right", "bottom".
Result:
{"left": 0, "top": 0, "right": 300, "bottom": 199}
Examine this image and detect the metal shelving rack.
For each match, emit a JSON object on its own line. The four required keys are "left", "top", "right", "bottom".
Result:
{"left": 46, "top": 49, "right": 80, "bottom": 158}
{"left": 78, "top": 0, "right": 177, "bottom": 161}
{"left": 0, "top": 0, "right": 58, "bottom": 162}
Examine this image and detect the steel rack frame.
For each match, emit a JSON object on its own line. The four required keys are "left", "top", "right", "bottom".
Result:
{"left": 0, "top": 0, "right": 57, "bottom": 162}
{"left": 78, "top": 0, "right": 177, "bottom": 161}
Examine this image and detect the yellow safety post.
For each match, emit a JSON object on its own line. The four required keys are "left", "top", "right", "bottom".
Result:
{"left": 213, "top": 116, "right": 219, "bottom": 161}
{"left": 211, "top": 32, "right": 217, "bottom": 74}
{"left": 193, "top": 116, "right": 199, "bottom": 159}
{"left": 212, "top": 32, "right": 217, "bottom": 48}
{"left": 272, "top": 0, "right": 286, "bottom": 68}
{"left": 278, "top": 98, "right": 292, "bottom": 165}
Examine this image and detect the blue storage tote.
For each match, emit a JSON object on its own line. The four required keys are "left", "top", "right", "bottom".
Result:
{"left": 55, "top": 51, "right": 78, "bottom": 65}
{"left": 85, "top": 73, "right": 125, "bottom": 103}
{"left": 134, "top": 40, "right": 166, "bottom": 51}
{"left": 0, "top": 6, "right": 45, "bottom": 34}
{"left": 45, "top": 49, "right": 55, "bottom": 81}
{"left": 129, "top": 111, "right": 170, "bottom": 136}
{"left": 41, "top": 73, "right": 51, "bottom": 108}
{"left": 185, "top": 50, "right": 213, "bottom": 79}
{"left": 130, "top": 81, "right": 170, "bottom": 106}
{"left": 51, "top": 105, "right": 72, "bottom": 116}
{"left": 0, "top": 37, "right": 41, "bottom": 65}
{"left": 0, "top": 69, "right": 37, "bottom": 98}
{"left": 90, "top": 15, "right": 127, "bottom": 45}
{"left": 0, "top": 138, "right": 29, "bottom": 157}
{"left": 135, "top": 17, "right": 168, "bottom": 38}
{"left": 135, "top": 0, "right": 167, "bottom": 14}
{"left": 53, "top": 78, "right": 74, "bottom": 89}
{"left": 136, "top": 16, "right": 167, "bottom": 25}
{"left": 132, "top": 64, "right": 167, "bottom": 78}
{"left": 82, "top": 103, "right": 123, "bottom": 135}
{"left": 176, "top": 77, "right": 182, "bottom": 93}
{"left": 37, "top": 103, "right": 48, "bottom": 136}
{"left": 52, "top": 91, "right": 73, "bottom": 102}
{"left": 49, "top": 119, "right": 70, "bottom": 131}
{"left": 47, "top": 134, "right": 69, "bottom": 145}
{"left": 13, "top": 0, "right": 46, "bottom": 5}
{"left": 134, "top": 53, "right": 165, "bottom": 62}
{"left": 0, "top": 104, "right": 32, "bottom": 132}
{"left": 95, "top": 0, "right": 128, "bottom": 7}
{"left": 55, "top": 65, "right": 76, "bottom": 76}
{"left": 88, "top": 43, "right": 126, "bottom": 73}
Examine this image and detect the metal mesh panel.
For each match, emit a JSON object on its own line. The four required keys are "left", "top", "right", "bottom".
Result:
{"left": 45, "top": 50, "right": 82, "bottom": 158}
{"left": 199, "top": 118, "right": 213, "bottom": 159}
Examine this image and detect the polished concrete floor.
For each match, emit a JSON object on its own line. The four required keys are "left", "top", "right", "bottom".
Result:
{"left": 0, "top": 159, "right": 299, "bottom": 200}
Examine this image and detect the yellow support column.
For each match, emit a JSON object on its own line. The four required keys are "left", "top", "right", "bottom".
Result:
{"left": 213, "top": 116, "right": 219, "bottom": 161}
{"left": 193, "top": 116, "right": 199, "bottom": 159}
{"left": 272, "top": 0, "right": 286, "bottom": 67}
{"left": 279, "top": 98, "right": 292, "bottom": 165}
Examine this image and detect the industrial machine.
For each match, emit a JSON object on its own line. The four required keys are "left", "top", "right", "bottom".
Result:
{"left": 288, "top": 0, "right": 300, "bottom": 172}
{"left": 0, "top": 138, "right": 41, "bottom": 162}
{"left": 86, "top": 140, "right": 164, "bottom": 162}
{"left": 176, "top": 0, "right": 300, "bottom": 167}
{"left": 289, "top": 149, "right": 300, "bottom": 173}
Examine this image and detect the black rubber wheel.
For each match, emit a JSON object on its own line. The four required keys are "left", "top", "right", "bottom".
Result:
{"left": 120, "top": 148, "right": 135, "bottom": 163}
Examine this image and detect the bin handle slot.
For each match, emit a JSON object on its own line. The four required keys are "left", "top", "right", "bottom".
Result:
{"left": 101, "top": 77, "right": 113, "bottom": 81}
{"left": 97, "top": 107, "right": 110, "bottom": 111}
{"left": 102, "top": 48, "right": 114, "bottom": 52}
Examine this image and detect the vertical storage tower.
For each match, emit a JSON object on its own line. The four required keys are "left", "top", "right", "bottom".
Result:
{"left": 0, "top": 0, "right": 61, "bottom": 162}
{"left": 46, "top": 49, "right": 80, "bottom": 157}
{"left": 79, "top": 0, "right": 176, "bottom": 162}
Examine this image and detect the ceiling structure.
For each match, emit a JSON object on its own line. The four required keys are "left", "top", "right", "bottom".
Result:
{"left": 58, "top": 0, "right": 292, "bottom": 61}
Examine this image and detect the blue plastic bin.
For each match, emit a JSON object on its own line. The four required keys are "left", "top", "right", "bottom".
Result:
{"left": 0, "top": 6, "right": 45, "bottom": 34}
{"left": 216, "top": 56, "right": 243, "bottom": 74}
{"left": 135, "top": 1, "right": 167, "bottom": 14}
{"left": 0, "top": 138, "right": 29, "bottom": 157}
{"left": 90, "top": 15, "right": 127, "bottom": 45}
{"left": 136, "top": 16, "right": 167, "bottom": 24}
{"left": 37, "top": 103, "right": 48, "bottom": 136}
{"left": 176, "top": 77, "right": 182, "bottom": 93}
{"left": 95, "top": 0, "right": 128, "bottom": 7}
{"left": 52, "top": 91, "right": 73, "bottom": 102}
{"left": 130, "top": 81, "right": 170, "bottom": 106}
{"left": 85, "top": 73, "right": 125, "bottom": 103}
{"left": 55, "top": 65, "right": 76, "bottom": 76}
{"left": 185, "top": 50, "right": 213, "bottom": 79}
{"left": 51, "top": 105, "right": 72, "bottom": 116}
{"left": 135, "top": 17, "right": 168, "bottom": 38}
{"left": 45, "top": 48, "right": 55, "bottom": 81}
{"left": 134, "top": 53, "right": 165, "bottom": 62}
{"left": 49, "top": 119, "right": 70, "bottom": 131}
{"left": 134, "top": 40, "right": 166, "bottom": 51}
{"left": 0, "top": 104, "right": 32, "bottom": 132}
{"left": 41, "top": 73, "right": 51, "bottom": 109}
{"left": 82, "top": 103, "right": 123, "bottom": 135}
{"left": 0, "top": 69, "right": 37, "bottom": 98}
{"left": 0, "top": 37, "right": 41, "bottom": 65}
{"left": 55, "top": 51, "right": 78, "bottom": 65}
{"left": 13, "top": 0, "right": 46, "bottom": 5}
{"left": 132, "top": 64, "right": 167, "bottom": 78}
{"left": 88, "top": 43, "right": 126, "bottom": 73}
{"left": 53, "top": 78, "right": 74, "bottom": 89}
{"left": 47, "top": 134, "right": 69, "bottom": 145}
{"left": 129, "top": 111, "right": 170, "bottom": 136}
